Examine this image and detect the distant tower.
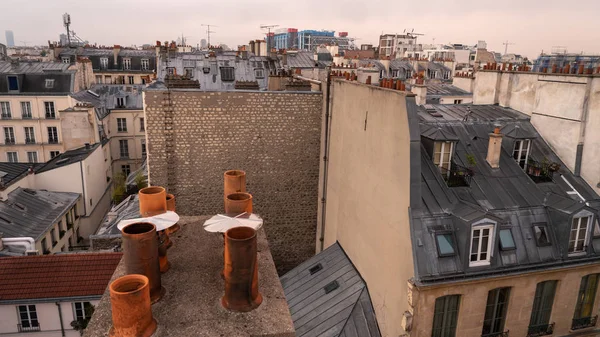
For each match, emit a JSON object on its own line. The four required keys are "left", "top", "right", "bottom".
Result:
{"left": 200, "top": 39, "right": 207, "bottom": 49}
{"left": 59, "top": 33, "right": 68, "bottom": 46}
{"left": 5, "top": 30, "right": 14, "bottom": 47}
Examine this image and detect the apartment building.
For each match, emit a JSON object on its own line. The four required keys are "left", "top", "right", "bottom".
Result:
{"left": 0, "top": 61, "right": 99, "bottom": 163}
{"left": 319, "top": 80, "right": 600, "bottom": 337}
{"left": 71, "top": 84, "right": 145, "bottom": 177}
{"left": 54, "top": 45, "right": 156, "bottom": 85}
{"left": 0, "top": 253, "right": 121, "bottom": 337}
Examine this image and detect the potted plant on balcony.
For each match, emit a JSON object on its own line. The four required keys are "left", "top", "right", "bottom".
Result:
{"left": 549, "top": 161, "right": 561, "bottom": 172}
{"left": 527, "top": 159, "right": 536, "bottom": 175}
{"left": 466, "top": 153, "right": 477, "bottom": 176}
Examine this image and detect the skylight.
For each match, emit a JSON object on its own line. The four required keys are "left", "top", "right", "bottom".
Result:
{"left": 435, "top": 233, "right": 456, "bottom": 256}
{"left": 499, "top": 229, "right": 516, "bottom": 250}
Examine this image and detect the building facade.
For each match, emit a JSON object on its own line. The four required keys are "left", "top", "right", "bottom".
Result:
{"left": 5, "top": 30, "right": 14, "bottom": 47}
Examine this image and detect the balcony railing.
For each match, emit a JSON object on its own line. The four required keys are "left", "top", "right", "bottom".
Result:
{"left": 526, "top": 159, "right": 555, "bottom": 183}
{"left": 25, "top": 138, "right": 36, "bottom": 144}
{"left": 48, "top": 139, "right": 59, "bottom": 144}
{"left": 482, "top": 331, "right": 509, "bottom": 337}
{"left": 527, "top": 323, "right": 554, "bottom": 336}
{"left": 17, "top": 323, "right": 40, "bottom": 332}
{"left": 22, "top": 114, "right": 32, "bottom": 119}
{"left": 572, "top": 315, "right": 598, "bottom": 330}
{"left": 441, "top": 163, "right": 473, "bottom": 187}
{"left": 2, "top": 114, "right": 12, "bottom": 119}
{"left": 45, "top": 114, "right": 56, "bottom": 119}
{"left": 5, "top": 138, "right": 15, "bottom": 145}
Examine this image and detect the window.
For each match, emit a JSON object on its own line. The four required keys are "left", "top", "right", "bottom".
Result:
{"left": 139, "top": 117, "right": 145, "bottom": 131}
{"left": 184, "top": 68, "right": 194, "bottom": 78}
{"left": 203, "top": 66, "right": 211, "bottom": 74}
{"left": 482, "top": 287, "right": 511, "bottom": 336}
{"left": 254, "top": 68, "right": 265, "bottom": 79}
{"left": 141, "top": 59, "right": 149, "bottom": 71}
{"left": 100, "top": 57, "right": 108, "bottom": 69}
{"left": 128, "top": 76, "right": 134, "bottom": 84}
{"left": 50, "top": 151, "right": 60, "bottom": 159}
{"left": 141, "top": 78, "right": 147, "bottom": 84}
{"left": 7, "top": 75, "right": 19, "bottom": 91}
{"left": 1, "top": 101, "right": 11, "bottom": 118}
{"left": 104, "top": 75, "right": 111, "bottom": 84}
{"left": 220, "top": 67, "right": 235, "bottom": 81}
{"left": 44, "top": 102, "right": 56, "bottom": 118}
{"left": 41, "top": 238, "right": 48, "bottom": 253}
{"left": 167, "top": 67, "right": 175, "bottom": 75}
{"left": 573, "top": 274, "right": 600, "bottom": 328}
{"left": 443, "top": 71, "right": 451, "bottom": 80}
{"left": 18, "top": 305, "right": 39, "bottom": 331}
{"left": 528, "top": 280, "right": 557, "bottom": 336}
{"left": 141, "top": 141, "right": 147, "bottom": 157}
{"left": 499, "top": 229, "right": 516, "bottom": 250}
{"left": 47, "top": 126, "right": 58, "bottom": 143}
{"left": 119, "top": 140, "right": 129, "bottom": 158}
{"left": 594, "top": 218, "right": 600, "bottom": 237}
{"left": 50, "top": 227, "right": 57, "bottom": 244}
{"left": 513, "top": 139, "right": 531, "bottom": 169}
{"left": 470, "top": 224, "right": 494, "bottom": 266}
{"left": 433, "top": 141, "right": 454, "bottom": 177}
{"left": 45, "top": 79, "right": 55, "bottom": 88}
{"left": 62, "top": 57, "right": 70, "bottom": 64}
{"left": 7, "top": 152, "right": 17, "bottom": 162}
{"left": 4, "top": 127, "right": 15, "bottom": 144}
{"left": 453, "top": 99, "right": 463, "bottom": 104}
{"left": 182, "top": 59, "right": 195, "bottom": 68}
{"left": 73, "top": 302, "right": 93, "bottom": 321}
{"left": 121, "top": 164, "right": 131, "bottom": 176}
{"left": 95, "top": 75, "right": 102, "bottom": 84}
{"left": 534, "top": 225, "right": 551, "bottom": 246}
{"left": 117, "top": 118, "right": 127, "bottom": 132}
{"left": 569, "top": 215, "right": 591, "bottom": 254}
{"left": 117, "top": 97, "right": 125, "bottom": 108}
{"left": 27, "top": 152, "right": 38, "bottom": 163}
{"left": 435, "top": 233, "right": 456, "bottom": 257}
{"left": 21, "top": 102, "right": 32, "bottom": 118}
{"left": 432, "top": 295, "right": 460, "bottom": 337}
{"left": 24, "top": 127, "right": 35, "bottom": 143}
{"left": 123, "top": 58, "right": 131, "bottom": 70}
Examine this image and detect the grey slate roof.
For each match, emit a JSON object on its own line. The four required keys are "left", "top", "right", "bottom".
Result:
{"left": 0, "top": 61, "right": 75, "bottom": 95}
{"left": 0, "top": 188, "right": 80, "bottom": 240}
{"left": 390, "top": 59, "right": 414, "bottom": 71}
{"left": 0, "top": 61, "right": 70, "bottom": 74}
{"left": 0, "top": 163, "right": 40, "bottom": 188}
{"left": 71, "top": 84, "right": 144, "bottom": 119}
{"left": 95, "top": 194, "right": 140, "bottom": 236}
{"left": 426, "top": 84, "right": 471, "bottom": 97}
{"left": 286, "top": 51, "right": 319, "bottom": 69}
{"left": 411, "top": 104, "right": 600, "bottom": 285}
{"left": 281, "top": 243, "right": 381, "bottom": 337}
{"left": 35, "top": 143, "right": 100, "bottom": 174}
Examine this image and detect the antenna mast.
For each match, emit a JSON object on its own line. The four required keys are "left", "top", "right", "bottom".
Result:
{"left": 503, "top": 40, "right": 515, "bottom": 55}
{"left": 201, "top": 24, "right": 217, "bottom": 47}
{"left": 63, "top": 13, "right": 71, "bottom": 47}
{"left": 260, "top": 24, "right": 279, "bottom": 51}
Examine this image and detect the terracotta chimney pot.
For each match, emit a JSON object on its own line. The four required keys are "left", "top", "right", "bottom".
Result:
{"left": 224, "top": 170, "right": 246, "bottom": 207}
{"left": 139, "top": 186, "right": 167, "bottom": 217}
{"left": 225, "top": 192, "right": 253, "bottom": 215}
{"left": 109, "top": 274, "right": 157, "bottom": 337}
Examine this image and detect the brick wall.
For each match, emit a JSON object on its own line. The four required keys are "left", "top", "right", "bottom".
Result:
{"left": 143, "top": 90, "right": 323, "bottom": 273}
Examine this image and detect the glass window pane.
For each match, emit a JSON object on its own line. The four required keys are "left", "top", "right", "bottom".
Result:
{"left": 534, "top": 226, "right": 550, "bottom": 245}
{"left": 436, "top": 234, "right": 455, "bottom": 256}
{"left": 499, "top": 229, "right": 515, "bottom": 250}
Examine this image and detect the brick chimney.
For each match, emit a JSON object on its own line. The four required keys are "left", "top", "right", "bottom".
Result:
{"left": 113, "top": 45, "right": 121, "bottom": 66}
{"left": 486, "top": 127, "right": 503, "bottom": 168}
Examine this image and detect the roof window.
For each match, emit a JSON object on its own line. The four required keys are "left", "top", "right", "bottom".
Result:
{"left": 533, "top": 224, "right": 551, "bottom": 247}
{"left": 435, "top": 233, "right": 456, "bottom": 257}
{"left": 499, "top": 229, "right": 516, "bottom": 250}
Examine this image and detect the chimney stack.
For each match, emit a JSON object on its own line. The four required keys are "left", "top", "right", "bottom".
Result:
{"left": 113, "top": 45, "right": 121, "bottom": 66}
{"left": 486, "top": 127, "right": 503, "bottom": 168}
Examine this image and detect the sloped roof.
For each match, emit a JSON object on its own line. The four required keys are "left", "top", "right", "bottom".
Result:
{"left": 0, "top": 163, "right": 40, "bottom": 188}
{"left": 281, "top": 243, "right": 381, "bottom": 337}
{"left": 286, "top": 51, "right": 319, "bottom": 69}
{"left": 71, "top": 84, "right": 144, "bottom": 120}
{"left": 0, "top": 188, "right": 80, "bottom": 240}
{"left": 426, "top": 83, "right": 471, "bottom": 97}
{"left": 0, "top": 253, "right": 122, "bottom": 302}
{"left": 35, "top": 143, "right": 100, "bottom": 174}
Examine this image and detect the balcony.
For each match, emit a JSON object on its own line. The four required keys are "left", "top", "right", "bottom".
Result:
{"left": 2, "top": 114, "right": 12, "bottom": 119}
{"left": 441, "top": 163, "right": 473, "bottom": 187}
{"left": 48, "top": 139, "right": 59, "bottom": 144}
{"left": 482, "top": 331, "right": 509, "bottom": 337}
{"left": 25, "top": 138, "right": 36, "bottom": 144}
{"left": 572, "top": 315, "right": 598, "bottom": 330}
{"left": 4, "top": 138, "right": 15, "bottom": 145}
{"left": 22, "top": 114, "right": 32, "bottom": 119}
{"left": 527, "top": 323, "right": 554, "bottom": 336}
{"left": 17, "top": 323, "right": 40, "bottom": 332}
{"left": 526, "top": 159, "right": 556, "bottom": 183}
{"left": 45, "top": 114, "right": 56, "bottom": 119}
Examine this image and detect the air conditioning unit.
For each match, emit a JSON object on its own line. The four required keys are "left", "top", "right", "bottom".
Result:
{"left": 25, "top": 250, "right": 39, "bottom": 256}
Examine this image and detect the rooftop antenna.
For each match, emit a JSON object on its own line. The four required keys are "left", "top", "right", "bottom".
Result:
{"left": 201, "top": 24, "right": 217, "bottom": 47}
{"left": 503, "top": 40, "right": 515, "bottom": 55}
{"left": 63, "top": 13, "right": 71, "bottom": 47}
{"left": 260, "top": 24, "right": 279, "bottom": 51}
{"left": 19, "top": 41, "right": 31, "bottom": 47}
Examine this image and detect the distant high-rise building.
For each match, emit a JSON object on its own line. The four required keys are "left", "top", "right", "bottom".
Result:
{"left": 5, "top": 30, "right": 14, "bottom": 47}
{"left": 59, "top": 33, "right": 68, "bottom": 46}
{"left": 200, "top": 39, "right": 207, "bottom": 49}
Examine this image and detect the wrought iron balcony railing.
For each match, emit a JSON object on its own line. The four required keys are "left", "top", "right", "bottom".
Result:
{"left": 526, "top": 159, "right": 555, "bottom": 183}
{"left": 572, "top": 315, "right": 598, "bottom": 330}
{"left": 441, "top": 163, "right": 473, "bottom": 187}
{"left": 17, "top": 323, "right": 40, "bottom": 332}
{"left": 527, "top": 323, "right": 554, "bottom": 336}
{"left": 482, "top": 331, "right": 509, "bottom": 337}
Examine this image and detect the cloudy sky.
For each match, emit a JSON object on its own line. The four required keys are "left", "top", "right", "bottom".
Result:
{"left": 2, "top": 0, "right": 599, "bottom": 59}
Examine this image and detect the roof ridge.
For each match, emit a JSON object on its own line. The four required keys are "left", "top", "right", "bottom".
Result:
{"left": 336, "top": 287, "right": 366, "bottom": 337}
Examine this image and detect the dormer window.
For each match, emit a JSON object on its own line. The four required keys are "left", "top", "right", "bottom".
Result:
{"left": 45, "top": 79, "right": 55, "bottom": 89}
{"left": 100, "top": 57, "right": 108, "bottom": 70}
{"left": 569, "top": 215, "right": 592, "bottom": 255}
{"left": 513, "top": 139, "right": 531, "bottom": 169}
{"left": 434, "top": 141, "right": 454, "bottom": 177}
{"left": 7, "top": 76, "right": 18, "bottom": 91}
{"left": 62, "top": 57, "right": 70, "bottom": 64}
{"left": 116, "top": 97, "right": 125, "bottom": 108}
{"left": 470, "top": 223, "right": 494, "bottom": 266}
{"left": 123, "top": 58, "right": 131, "bottom": 70}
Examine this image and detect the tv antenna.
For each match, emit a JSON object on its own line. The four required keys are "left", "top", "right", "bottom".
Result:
{"left": 503, "top": 40, "right": 515, "bottom": 54}
{"left": 260, "top": 24, "right": 279, "bottom": 50}
{"left": 201, "top": 24, "right": 217, "bottom": 47}
{"left": 63, "top": 13, "right": 71, "bottom": 46}
{"left": 19, "top": 41, "right": 31, "bottom": 47}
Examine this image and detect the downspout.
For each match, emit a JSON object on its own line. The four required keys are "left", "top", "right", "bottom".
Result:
{"left": 319, "top": 70, "right": 332, "bottom": 252}
{"left": 55, "top": 302, "right": 65, "bottom": 337}
{"left": 574, "top": 78, "right": 592, "bottom": 176}
{"left": 80, "top": 161, "right": 87, "bottom": 216}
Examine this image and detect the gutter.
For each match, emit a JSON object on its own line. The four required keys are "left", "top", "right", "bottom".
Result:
{"left": 0, "top": 295, "right": 101, "bottom": 305}
{"left": 319, "top": 70, "right": 332, "bottom": 251}
{"left": 292, "top": 74, "right": 322, "bottom": 86}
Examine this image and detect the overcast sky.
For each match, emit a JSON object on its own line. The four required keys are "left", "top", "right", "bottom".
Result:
{"left": 2, "top": 0, "right": 599, "bottom": 59}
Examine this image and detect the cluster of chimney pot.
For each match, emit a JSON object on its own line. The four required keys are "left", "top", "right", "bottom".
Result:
{"left": 108, "top": 169, "right": 261, "bottom": 337}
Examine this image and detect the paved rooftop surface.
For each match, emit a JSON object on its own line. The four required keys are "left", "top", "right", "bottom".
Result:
{"left": 84, "top": 216, "right": 295, "bottom": 337}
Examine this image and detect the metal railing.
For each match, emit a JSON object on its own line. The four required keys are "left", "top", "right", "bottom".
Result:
{"left": 4, "top": 138, "right": 15, "bottom": 145}
{"left": 482, "top": 331, "right": 509, "bottom": 337}
{"left": 572, "top": 315, "right": 598, "bottom": 330}
{"left": 441, "top": 163, "right": 473, "bottom": 187}
{"left": 48, "top": 139, "right": 59, "bottom": 144}
{"left": 527, "top": 323, "right": 554, "bottom": 336}
{"left": 45, "top": 114, "right": 56, "bottom": 119}
{"left": 17, "top": 323, "right": 40, "bottom": 332}
{"left": 2, "top": 114, "right": 12, "bottom": 119}
{"left": 25, "top": 138, "right": 35, "bottom": 144}
{"left": 526, "top": 159, "right": 554, "bottom": 183}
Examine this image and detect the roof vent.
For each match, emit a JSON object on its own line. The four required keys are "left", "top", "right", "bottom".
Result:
{"left": 87, "top": 90, "right": 100, "bottom": 98}
{"left": 0, "top": 215, "right": 11, "bottom": 224}
{"left": 424, "top": 105, "right": 443, "bottom": 118}
{"left": 309, "top": 263, "right": 323, "bottom": 275}
{"left": 14, "top": 202, "right": 26, "bottom": 211}
{"left": 324, "top": 280, "right": 340, "bottom": 294}
{"left": 23, "top": 188, "right": 36, "bottom": 195}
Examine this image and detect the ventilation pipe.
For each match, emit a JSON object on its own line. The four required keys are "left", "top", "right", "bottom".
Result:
{"left": 109, "top": 274, "right": 157, "bottom": 337}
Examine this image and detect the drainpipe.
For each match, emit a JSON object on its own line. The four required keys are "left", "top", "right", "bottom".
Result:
{"left": 80, "top": 161, "right": 87, "bottom": 216}
{"left": 319, "top": 69, "right": 332, "bottom": 252}
{"left": 55, "top": 302, "right": 65, "bottom": 337}
{"left": 574, "top": 78, "right": 593, "bottom": 176}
